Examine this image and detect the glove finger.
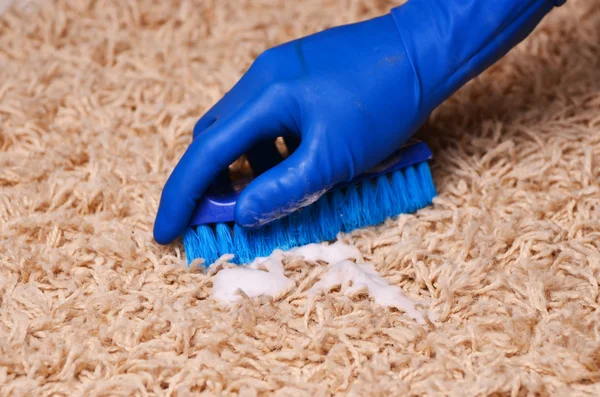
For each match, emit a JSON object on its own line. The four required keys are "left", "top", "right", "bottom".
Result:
{"left": 193, "top": 112, "right": 218, "bottom": 139}
{"left": 235, "top": 141, "right": 329, "bottom": 228}
{"left": 192, "top": 63, "right": 272, "bottom": 139}
{"left": 193, "top": 114, "right": 230, "bottom": 186}
{"left": 154, "top": 90, "right": 285, "bottom": 245}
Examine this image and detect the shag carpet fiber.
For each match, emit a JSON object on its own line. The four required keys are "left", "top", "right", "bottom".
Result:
{"left": 1, "top": 0, "right": 599, "bottom": 395}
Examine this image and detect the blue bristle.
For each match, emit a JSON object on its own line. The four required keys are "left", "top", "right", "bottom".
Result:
{"left": 182, "top": 229, "right": 199, "bottom": 266}
{"left": 404, "top": 165, "right": 426, "bottom": 209}
{"left": 233, "top": 224, "right": 252, "bottom": 264}
{"left": 286, "top": 209, "right": 305, "bottom": 247}
{"left": 185, "top": 160, "right": 437, "bottom": 267}
{"left": 291, "top": 210, "right": 306, "bottom": 247}
{"left": 341, "top": 184, "right": 362, "bottom": 231}
{"left": 358, "top": 179, "right": 379, "bottom": 226}
{"left": 281, "top": 217, "right": 297, "bottom": 249}
{"left": 290, "top": 209, "right": 308, "bottom": 246}
{"left": 417, "top": 161, "right": 437, "bottom": 202}
{"left": 249, "top": 226, "right": 271, "bottom": 258}
{"left": 183, "top": 225, "right": 219, "bottom": 266}
{"left": 215, "top": 223, "right": 236, "bottom": 263}
{"left": 374, "top": 174, "right": 395, "bottom": 224}
{"left": 390, "top": 169, "right": 412, "bottom": 214}
{"left": 255, "top": 223, "right": 275, "bottom": 256}
{"left": 268, "top": 218, "right": 291, "bottom": 251}
{"left": 298, "top": 204, "right": 320, "bottom": 245}
{"left": 316, "top": 194, "right": 339, "bottom": 241}
{"left": 331, "top": 189, "right": 346, "bottom": 233}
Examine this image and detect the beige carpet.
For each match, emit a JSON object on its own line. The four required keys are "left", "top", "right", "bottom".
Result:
{"left": 1, "top": 0, "right": 599, "bottom": 395}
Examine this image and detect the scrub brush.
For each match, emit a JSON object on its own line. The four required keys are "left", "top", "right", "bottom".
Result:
{"left": 183, "top": 139, "right": 437, "bottom": 267}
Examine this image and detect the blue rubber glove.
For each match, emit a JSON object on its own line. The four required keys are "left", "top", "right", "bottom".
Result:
{"left": 154, "top": 0, "right": 564, "bottom": 245}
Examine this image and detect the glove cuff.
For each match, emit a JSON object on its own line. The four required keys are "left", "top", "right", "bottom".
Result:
{"left": 389, "top": 0, "right": 558, "bottom": 112}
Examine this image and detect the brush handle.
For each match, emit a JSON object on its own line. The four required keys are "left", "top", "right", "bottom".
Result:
{"left": 188, "top": 139, "right": 432, "bottom": 226}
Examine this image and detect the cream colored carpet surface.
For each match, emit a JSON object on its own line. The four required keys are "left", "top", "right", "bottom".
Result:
{"left": 1, "top": 0, "right": 600, "bottom": 396}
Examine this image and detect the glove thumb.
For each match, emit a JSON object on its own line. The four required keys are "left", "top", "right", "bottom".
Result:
{"left": 234, "top": 142, "right": 330, "bottom": 228}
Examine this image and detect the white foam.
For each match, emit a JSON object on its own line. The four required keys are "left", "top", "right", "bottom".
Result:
{"left": 288, "top": 241, "right": 362, "bottom": 264}
{"left": 210, "top": 242, "right": 425, "bottom": 323}
{"left": 211, "top": 252, "right": 294, "bottom": 302}
{"left": 308, "top": 260, "right": 424, "bottom": 324}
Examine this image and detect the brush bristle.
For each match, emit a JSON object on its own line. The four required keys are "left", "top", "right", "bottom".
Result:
{"left": 183, "top": 225, "right": 219, "bottom": 266}
{"left": 183, "top": 161, "right": 437, "bottom": 266}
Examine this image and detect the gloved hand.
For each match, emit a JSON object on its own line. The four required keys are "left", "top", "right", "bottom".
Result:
{"left": 154, "top": 0, "right": 564, "bottom": 245}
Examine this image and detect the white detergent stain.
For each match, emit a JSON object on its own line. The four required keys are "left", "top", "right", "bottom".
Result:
{"left": 308, "top": 260, "right": 424, "bottom": 324}
{"left": 288, "top": 241, "right": 362, "bottom": 264}
{"left": 210, "top": 241, "right": 425, "bottom": 323}
{"left": 211, "top": 252, "right": 294, "bottom": 301}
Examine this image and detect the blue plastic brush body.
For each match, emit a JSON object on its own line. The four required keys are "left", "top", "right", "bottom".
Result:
{"left": 183, "top": 139, "right": 437, "bottom": 267}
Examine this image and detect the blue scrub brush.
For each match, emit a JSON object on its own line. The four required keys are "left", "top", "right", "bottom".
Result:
{"left": 183, "top": 139, "right": 437, "bottom": 267}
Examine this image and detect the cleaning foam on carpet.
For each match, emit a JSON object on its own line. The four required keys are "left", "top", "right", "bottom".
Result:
{"left": 210, "top": 241, "right": 425, "bottom": 323}
{"left": 308, "top": 260, "right": 424, "bottom": 324}
{"left": 211, "top": 251, "right": 294, "bottom": 301}
{"left": 287, "top": 241, "right": 363, "bottom": 264}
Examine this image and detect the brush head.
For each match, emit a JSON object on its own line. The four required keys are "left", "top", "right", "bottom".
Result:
{"left": 188, "top": 139, "right": 432, "bottom": 227}
{"left": 184, "top": 139, "right": 436, "bottom": 266}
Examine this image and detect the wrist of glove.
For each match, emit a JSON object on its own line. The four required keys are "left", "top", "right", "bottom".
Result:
{"left": 153, "top": 0, "right": 563, "bottom": 245}
{"left": 389, "top": 0, "right": 562, "bottom": 116}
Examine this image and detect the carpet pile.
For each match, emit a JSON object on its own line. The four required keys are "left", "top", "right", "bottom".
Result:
{"left": 1, "top": 0, "right": 599, "bottom": 395}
